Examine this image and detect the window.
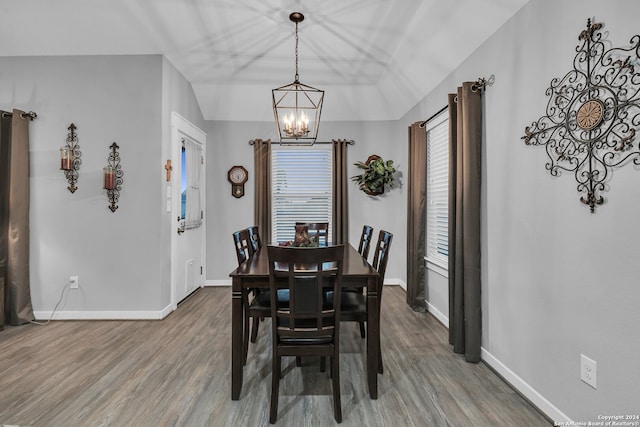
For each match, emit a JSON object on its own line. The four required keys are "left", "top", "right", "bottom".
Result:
{"left": 271, "top": 145, "right": 333, "bottom": 243}
{"left": 425, "top": 109, "right": 449, "bottom": 273}
{"left": 181, "top": 145, "right": 187, "bottom": 220}
{"left": 182, "top": 138, "right": 203, "bottom": 229}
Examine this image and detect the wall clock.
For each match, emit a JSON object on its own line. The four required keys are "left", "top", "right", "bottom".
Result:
{"left": 227, "top": 165, "right": 248, "bottom": 198}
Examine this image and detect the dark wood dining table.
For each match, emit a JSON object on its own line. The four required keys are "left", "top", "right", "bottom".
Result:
{"left": 229, "top": 243, "right": 381, "bottom": 400}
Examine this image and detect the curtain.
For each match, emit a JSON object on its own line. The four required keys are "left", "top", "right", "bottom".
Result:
{"left": 1, "top": 109, "right": 35, "bottom": 329}
{"left": 331, "top": 139, "right": 349, "bottom": 244}
{"left": 253, "top": 139, "right": 272, "bottom": 244}
{"left": 406, "top": 122, "right": 427, "bottom": 311}
{"left": 448, "top": 83, "right": 483, "bottom": 363}
{"left": 184, "top": 138, "right": 202, "bottom": 229}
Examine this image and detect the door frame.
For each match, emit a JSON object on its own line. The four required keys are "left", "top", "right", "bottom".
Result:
{"left": 170, "top": 112, "right": 206, "bottom": 310}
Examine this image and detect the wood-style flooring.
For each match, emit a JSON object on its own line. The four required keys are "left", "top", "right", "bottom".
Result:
{"left": 0, "top": 286, "right": 550, "bottom": 426}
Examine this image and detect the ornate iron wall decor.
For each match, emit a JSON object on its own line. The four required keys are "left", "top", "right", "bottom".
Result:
{"left": 522, "top": 19, "right": 640, "bottom": 212}
{"left": 60, "top": 123, "right": 81, "bottom": 193}
{"left": 103, "top": 142, "right": 123, "bottom": 212}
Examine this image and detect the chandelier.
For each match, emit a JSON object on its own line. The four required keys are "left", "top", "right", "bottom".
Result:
{"left": 272, "top": 12, "right": 324, "bottom": 144}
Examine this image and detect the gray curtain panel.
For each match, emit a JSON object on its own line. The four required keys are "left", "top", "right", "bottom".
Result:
{"left": 406, "top": 122, "right": 427, "bottom": 311}
{"left": 448, "top": 83, "right": 483, "bottom": 363}
{"left": 253, "top": 139, "right": 272, "bottom": 245}
{"left": 0, "top": 109, "right": 35, "bottom": 329}
{"left": 332, "top": 139, "right": 349, "bottom": 245}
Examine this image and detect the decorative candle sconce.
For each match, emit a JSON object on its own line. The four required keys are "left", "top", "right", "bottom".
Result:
{"left": 60, "top": 123, "right": 81, "bottom": 193}
{"left": 104, "top": 142, "right": 123, "bottom": 212}
{"left": 523, "top": 19, "right": 640, "bottom": 212}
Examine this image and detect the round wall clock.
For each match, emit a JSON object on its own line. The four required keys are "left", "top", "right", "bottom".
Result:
{"left": 227, "top": 165, "right": 248, "bottom": 198}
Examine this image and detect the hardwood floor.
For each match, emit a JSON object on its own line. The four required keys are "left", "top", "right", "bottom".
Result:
{"left": 0, "top": 286, "right": 550, "bottom": 426}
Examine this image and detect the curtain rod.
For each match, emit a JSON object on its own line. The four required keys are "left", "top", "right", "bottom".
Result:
{"left": 1, "top": 111, "right": 38, "bottom": 121}
{"left": 471, "top": 74, "right": 495, "bottom": 92}
{"left": 248, "top": 139, "right": 354, "bottom": 146}
{"left": 419, "top": 105, "right": 448, "bottom": 128}
{"left": 418, "top": 74, "right": 494, "bottom": 128}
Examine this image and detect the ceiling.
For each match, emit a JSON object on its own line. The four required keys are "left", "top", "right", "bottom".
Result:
{"left": 0, "top": 0, "right": 529, "bottom": 121}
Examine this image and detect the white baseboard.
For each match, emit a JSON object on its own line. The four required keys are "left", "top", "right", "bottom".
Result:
{"left": 205, "top": 279, "right": 231, "bottom": 287}
{"left": 426, "top": 301, "right": 448, "bottom": 327}
{"left": 422, "top": 297, "right": 567, "bottom": 424}
{"left": 33, "top": 305, "right": 173, "bottom": 321}
{"left": 480, "top": 348, "right": 571, "bottom": 424}
{"left": 384, "top": 278, "right": 406, "bottom": 290}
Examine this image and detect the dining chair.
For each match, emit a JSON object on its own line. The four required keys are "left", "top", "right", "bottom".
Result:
{"left": 237, "top": 226, "right": 290, "bottom": 364}
{"left": 295, "top": 221, "right": 329, "bottom": 246}
{"left": 245, "top": 225, "right": 269, "bottom": 345}
{"left": 333, "top": 229, "right": 393, "bottom": 374}
{"left": 342, "top": 224, "right": 374, "bottom": 338}
{"left": 267, "top": 245, "right": 345, "bottom": 424}
{"left": 232, "top": 229, "right": 253, "bottom": 365}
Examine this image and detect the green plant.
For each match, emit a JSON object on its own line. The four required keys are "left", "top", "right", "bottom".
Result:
{"left": 351, "top": 154, "right": 396, "bottom": 195}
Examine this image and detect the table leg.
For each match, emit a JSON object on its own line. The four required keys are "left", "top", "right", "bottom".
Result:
{"left": 231, "top": 278, "right": 244, "bottom": 400}
{"left": 366, "top": 276, "right": 379, "bottom": 399}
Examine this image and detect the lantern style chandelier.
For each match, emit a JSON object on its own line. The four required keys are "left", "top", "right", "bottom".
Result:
{"left": 272, "top": 12, "right": 324, "bottom": 144}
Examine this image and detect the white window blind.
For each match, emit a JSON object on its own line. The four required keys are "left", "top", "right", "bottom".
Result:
{"left": 271, "top": 145, "right": 333, "bottom": 243}
{"left": 426, "top": 109, "right": 449, "bottom": 271}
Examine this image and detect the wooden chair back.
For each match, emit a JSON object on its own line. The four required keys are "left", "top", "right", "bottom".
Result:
{"left": 358, "top": 225, "right": 374, "bottom": 259}
{"left": 372, "top": 230, "right": 393, "bottom": 298}
{"left": 247, "top": 225, "right": 262, "bottom": 254}
{"left": 295, "top": 222, "right": 329, "bottom": 246}
{"left": 232, "top": 228, "right": 252, "bottom": 266}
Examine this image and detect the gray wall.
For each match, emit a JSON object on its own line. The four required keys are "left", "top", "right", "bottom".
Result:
{"left": 1, "top": 54, "right": 203, "bottom": 316}
{"left": 402, "top": 0, "right": 640, "bottom": 421}
{"left": 203, "top": 119, "right": 407, "bottom": 285}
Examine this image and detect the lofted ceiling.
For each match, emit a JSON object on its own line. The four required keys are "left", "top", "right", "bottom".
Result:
{"left": 0, "top": 0, "right": 529, "bottom": 121}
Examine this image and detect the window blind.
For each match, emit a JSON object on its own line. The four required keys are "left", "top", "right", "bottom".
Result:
{"left": 426, "top": 110, "right": 449, "bottom": 269}
{"left": 271, "top": 145, "right": 333, "bottom": 243}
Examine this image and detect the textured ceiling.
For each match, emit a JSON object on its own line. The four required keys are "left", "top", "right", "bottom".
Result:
{"left": 0, "top": 0, "right": 529, "bottom": 121}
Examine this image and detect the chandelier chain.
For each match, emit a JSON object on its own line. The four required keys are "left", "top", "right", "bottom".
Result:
{"left": 294, "top": 21, "right": 299, "bottom": 82}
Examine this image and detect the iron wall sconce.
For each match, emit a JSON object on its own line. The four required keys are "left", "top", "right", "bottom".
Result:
{"left": 60, "top": 123, "right": 81, "bottom": 193}
{"left": 104, "top": 142, "right": 123, "bottom": 212}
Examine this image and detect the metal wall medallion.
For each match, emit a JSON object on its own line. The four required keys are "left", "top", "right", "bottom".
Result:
{"left": 522, "top": 19, "right": 640, "bottom": 212}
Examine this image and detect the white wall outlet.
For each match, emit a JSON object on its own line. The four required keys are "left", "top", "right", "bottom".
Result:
{"left": 69, "top": 275, "right": 79, "bottom": 289}
{"left": 580, "top": 354, "right": 597, "bottom": 389}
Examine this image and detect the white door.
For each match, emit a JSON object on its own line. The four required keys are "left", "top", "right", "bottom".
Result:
{"left": 171, "top": 113, "right": 206, "bottom": 308}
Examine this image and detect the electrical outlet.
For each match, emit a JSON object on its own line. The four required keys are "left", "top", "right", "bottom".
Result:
{"left": 580, "top": 354, "right": 597, "bottom": 389}
{"left": 69, "top": 275, "right": 79, "bottom": 289}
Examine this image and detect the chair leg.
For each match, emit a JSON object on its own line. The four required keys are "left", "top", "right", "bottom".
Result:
{"left": 359, "top": 321, "right": 366, "bottom": 338}
{"left": 250, "top": 316, "right": 260, "bottom": 343}
{"left": 378, "top": 341, "right": 383, "bottom": 374}
{"left": 296, "top": 356, "right": 302, "bottom": 367}
{"left": 270, "top": 356, "right": 281, "bottom": 424}
{"left": 320, "top": 356, "right": 326, "bottom": 372}
{"left": 332, "top": 353, "right": 342, "bottom": 423}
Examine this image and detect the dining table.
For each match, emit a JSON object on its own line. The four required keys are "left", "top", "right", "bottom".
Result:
{"left": 229, "top": 243, "right": 381, "bottom": 400}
